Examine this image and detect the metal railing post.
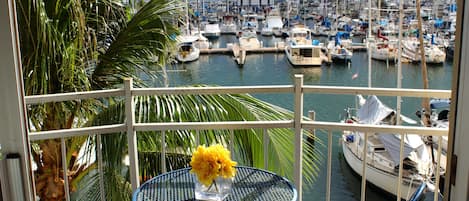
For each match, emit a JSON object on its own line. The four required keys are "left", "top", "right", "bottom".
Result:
{"left": 263, "top": 128, "right": 269, "bottom": 169}
{"left": 360, "top": 132, "right": 369, "bottom": 201}
{"left": 397, "top": 133, "right": 405, "bottom": 201}
{"left": 326, "top": 131, "right": 332, "bottom": 201}
{"left": 61, "top": 138, "right": 70, "bottom": 201}
{"left": 195, "top": 130, "right": 200, "bottom": 146}
{"left": 161, "top": 131, "right": 166, "bottom": 173}
{"left": 294, "top": 74, "right": 303, "bottom": 200}
{"left": 124, "top": 78, "right": 140, "bottom": 191}
{"left": 97, "top": 134, "right": 106, "bottom": 201}
{"left": 434, "top": 136, "right": 443, "bottom": 201}
{"left": 229, "top": 130, "right": 235, "bottom": 153}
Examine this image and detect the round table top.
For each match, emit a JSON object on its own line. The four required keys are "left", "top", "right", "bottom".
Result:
{"left": 132, "top": 166, "right": 297, "bottom": 201}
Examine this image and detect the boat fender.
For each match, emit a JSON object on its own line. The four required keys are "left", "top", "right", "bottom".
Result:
{"left": 345, "top": 135, "right": 354, "bottom": 143}
{"left": 408, "top": 182, "right": 426, "bottom": 201}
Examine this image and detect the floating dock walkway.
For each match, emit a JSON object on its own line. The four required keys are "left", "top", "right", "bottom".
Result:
{"left": 200, "top": 47, "right": 284, "bottom": 54}
{"left": 199, "top": 42, "right": 366, "bottom": 66}
{"left": 200, "top": 43, "right": 285, "bottom": 66}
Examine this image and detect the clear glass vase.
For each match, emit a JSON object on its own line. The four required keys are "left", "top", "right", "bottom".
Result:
{"left": 194, "top": 176, "right": 233, "bottom": 201}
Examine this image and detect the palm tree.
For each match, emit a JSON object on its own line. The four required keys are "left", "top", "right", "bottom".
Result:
{"left": 16, "top": 0, "right": 322, "bottom": 200}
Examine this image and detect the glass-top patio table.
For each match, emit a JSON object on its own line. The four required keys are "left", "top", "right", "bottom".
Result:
{"left": 132, "top": 166, "right": 297, "bottom": 201}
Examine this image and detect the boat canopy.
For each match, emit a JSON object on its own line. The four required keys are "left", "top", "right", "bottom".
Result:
{"left": 430, "top": 99, "right": 450, "bottom": 109}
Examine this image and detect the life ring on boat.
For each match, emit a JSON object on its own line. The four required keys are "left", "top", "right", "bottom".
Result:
{"left": 345, "top": 119, "right": 354, "bottom": 124}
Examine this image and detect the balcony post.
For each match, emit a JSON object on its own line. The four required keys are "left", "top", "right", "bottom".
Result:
{"left": 125, "top": 78, "right": 140, "bottom": 191}
{"left": 294, "top": 74, "right": 303, "bottom": 200}
{"left": 360, "top": 132, "right": 369, "bottom": 201}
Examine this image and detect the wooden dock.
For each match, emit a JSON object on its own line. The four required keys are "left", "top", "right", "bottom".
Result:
{"left": 200, "top": 47, "right": 283, "bottom": 54}
{"left": 350, "top": 43, "right": 367, "bottom": 51}
{"left": 200, "top": 45, "right": 284, "bottom": 66}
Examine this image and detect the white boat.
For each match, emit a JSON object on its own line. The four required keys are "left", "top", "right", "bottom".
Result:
{"left": 192, "top": 33, "right": 211, "bottom": 49}
{"left": 369, "top": 40, "right": 398, "bottom": 62}
{"left": 238, "top": 28, "right": 261, "bottom": 50}
{"left": 203, "top": 23, "right": 221, "bottom": 39}
{"left": 369, "top": 30, "right": 399, "bottom": 62}
{"left": 401, "top": 38, "right": 446, "bottom": 64}
{"left": 327, "top": 32, "right": 353, "bottom": 61}
{"left": 240, "top": 14, "right": 259, "bottom": 31}
{"left": 260, "top": 27, "right": 273, "bottom": 36}
{"left": 175, "top": 36, "right": 200, "bottom": 63}
{"left": 285, "top": 26, "right": 326, "bottom": 66}
{"left": 261, "top": 10, "right": 283, "bottom": 37}
{"left": 327, "top": 43, "right": 353, "bottom": 61}
{"left": 220, "top": 15, "right": 237, "bottom": 34}
{"left": 272, "top": 27, "right": 285, "bottom": 37}
{"left": 342, "top": 95, "right": 434, "bottom": 200}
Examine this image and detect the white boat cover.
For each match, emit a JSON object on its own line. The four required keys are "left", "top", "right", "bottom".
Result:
{"left": 377, "top": 133, "right": 415, "bottom": 165}
{"left": 357, "top": 95, "right": 394, "bottom": 125}
{"left": 357, "top": 95, "right": 417, "bottom": 124}
{"left": 358, "top": 96, "right": 425, "bottom": 164}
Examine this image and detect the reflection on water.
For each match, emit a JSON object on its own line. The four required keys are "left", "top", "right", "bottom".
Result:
{"left": 290, "top": 67, "right": 323, "bottom": 83}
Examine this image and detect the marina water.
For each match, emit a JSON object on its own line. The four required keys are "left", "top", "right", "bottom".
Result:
{"left": 155, "top": 35, "right": 452, "bottom": 201}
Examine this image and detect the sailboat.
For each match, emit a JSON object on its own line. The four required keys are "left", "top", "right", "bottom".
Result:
{"left": 401, "top": 37, "right": 446, "bottom": 64}
{"left": 369, "top": 29, "right": 398, "bottom": 62}
{"left": 342, "top": 95, "right": 433, "bottom": 200}
{"left": 326, "top": 32, "right": 353, "bottom": 61}
{"left": 341, "top": 1, "right": 445, "bottom": 199}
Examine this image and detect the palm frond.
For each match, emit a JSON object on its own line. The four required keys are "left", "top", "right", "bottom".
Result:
{"left": 92, "top": 0, "right": 184, "bottom": 88}
{"left": 76, "top": 88, "right": 322, "bottom": 199}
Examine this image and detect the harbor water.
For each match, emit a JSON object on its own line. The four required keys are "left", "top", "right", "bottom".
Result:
{"left": 155, "top": 35, "right": 452, "bottom": 201}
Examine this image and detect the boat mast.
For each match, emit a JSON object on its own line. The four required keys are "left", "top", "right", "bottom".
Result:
{"left": 303, "top": 0, "right": 306, "bottom": 26}
{"left": 335, "top": 0, "right": 338, "bottom": 33}
{"left": 416, "top": 0, "right": 431, "bottom": 127}
{"left": 396, "top": 0, "right": 404, "bottom": 125}
{"left": 416, "top": 0, "right": 436, "bottom": 171}
{"left": 186, "top": 0, "right": 190, "bottom": 35}
{"left": 377, "top": 0, "right": 381, "bottom": 26}
{"left": 367, "top": 0, "right": 372, "bottom": 87}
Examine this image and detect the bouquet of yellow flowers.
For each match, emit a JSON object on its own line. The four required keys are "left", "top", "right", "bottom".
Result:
{"left": 190, "top": 144, "right": 237, "bottom": 186}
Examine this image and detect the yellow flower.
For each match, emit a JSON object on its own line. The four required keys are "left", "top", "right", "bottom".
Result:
{"left": 190, "top": 144, "right": 237, "bottom": 186}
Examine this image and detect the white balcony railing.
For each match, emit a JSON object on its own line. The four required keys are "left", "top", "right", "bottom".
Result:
{"left": 25, "top": 75, "right": 450, "bottom": 201}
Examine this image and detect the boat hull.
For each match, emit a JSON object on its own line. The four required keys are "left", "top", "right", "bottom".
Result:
{"left": 239, "top": 37, "right": 261, "bottom": 50}
{"left": 342, "top": 139, "right": 422, "bottom": 200}
{"left": 371, "top": 47, "right": 398, "bottom": 62}
{"left": 285, "top": 47, "right": 323, "bottom": 66}
{"left": 176, "top": 48, "right": 200, "bottom": 63}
